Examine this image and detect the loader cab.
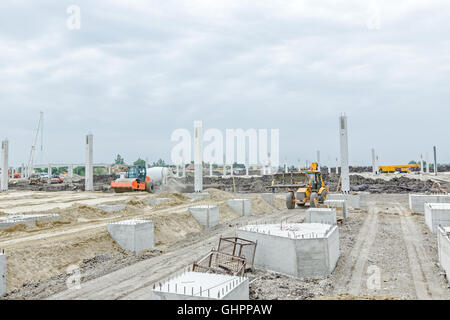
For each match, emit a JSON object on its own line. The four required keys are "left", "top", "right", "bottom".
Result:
{"left": 307, "top": 172, "right": 322, "bottom": 190}
{"left": 127, "top": 166, "right": 147, "bottom": 182}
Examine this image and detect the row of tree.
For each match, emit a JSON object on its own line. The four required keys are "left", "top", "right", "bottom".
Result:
{"left": 113, "top": 154, "right": 169, "bottom": 168}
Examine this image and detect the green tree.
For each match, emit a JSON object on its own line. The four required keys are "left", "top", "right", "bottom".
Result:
{"left": 150, "top": 158, "right": 168, "bottom": 167}
{"left": 133, "top": 158, "right": 146, "bottom": 167}
{"left": 408, "top": 160, "right": 417, "bottom": 165}
{"left": 114, "top": 154, "right": 125, "bottom": 165}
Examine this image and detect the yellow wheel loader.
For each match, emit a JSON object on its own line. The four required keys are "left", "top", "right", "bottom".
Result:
{"left": 270, "top": 162, "right": 329, "bottom": 209}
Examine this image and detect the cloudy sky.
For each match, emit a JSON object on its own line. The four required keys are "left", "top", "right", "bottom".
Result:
{"left": 0, "top": 0, "right": 449, "bottom": 167}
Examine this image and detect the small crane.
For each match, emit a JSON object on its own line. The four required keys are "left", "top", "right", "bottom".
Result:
{"left": 26, "top": 112, "right": 43, "bottom": 178}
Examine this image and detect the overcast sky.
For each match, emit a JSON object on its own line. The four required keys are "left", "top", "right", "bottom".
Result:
{"left": 0, "top": 0, "right": 449, "bottom": 167}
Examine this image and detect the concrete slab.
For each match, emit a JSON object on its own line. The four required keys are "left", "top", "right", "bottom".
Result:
{"left": 326, "top": 193, "right": 360, "bottom": 209}
{"left": 425, "top": 203, "right": 450, "bottom": 233}
{"left": 188, "top": 205, "right": 219, "bottom": 228}
{"left": 183, "top": 192, "right": 211, "bottom": 200}
{"left": 0, "top": 213, "right": 60, "bottom": 230}
{"left": 0, "top": 252, "right": 5, "bottom": 297}
{"left": 261, "top": 193, "right": 274, "bottom": 206}
{"left": 324, "top": 200, "right": 348, "bottom": 219}
{"left": 437, "top": 226, "right": 450, "bottom": 282}
{"left": 226, "top": 199, "right": 251, "bottom": 216}
{"left": 151, "top": 271, "right": 249, "bottom": 300}
{"left": 107, "top": 219, "right": 154, "bottom": 253}
{"left": 306, "top": 208, "right": 337, "bottom": 225}
{"left": 237, "top": 223, "right": 340, "bottom": 278}
{"left": 97, "top": 204, "right": 127, "bottom": 213}
{"left": 409, "top": 194, "right": 450, "bottom": 213}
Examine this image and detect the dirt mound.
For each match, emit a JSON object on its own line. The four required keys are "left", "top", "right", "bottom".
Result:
{"left": 204, "top": 188, "right": 234, "bottom": 201}
{"left": 314, "top": 293, "right": 404, "bottom": 300}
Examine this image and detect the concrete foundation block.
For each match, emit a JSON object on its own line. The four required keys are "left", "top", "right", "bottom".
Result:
{"left": 184, "top": 192, "right": 211, "bottom": 200}
{"left": 409, "top": 194, "right": 450, "bottom": 214}
{"left": 188, "top": 205, "right": 219, "bottom": 228}
{"left": 97, "top": 204, "right": 127, "bottom": 212}
{"left": 226, "top": 199, "right": 251, "bottom": 216}
{"left": 0, "top": 214, "right": 59, "bottom": 230}
{"left": 0, "top": 252, "right": 5, "bottom": 297}
{"left": 151, "top": 271, "right": 249, "bottom": 300}
{"left": 107, "top": 219, "right": 154, "bottom": 253}
{"left": 326, "top": 193, "right": 360, "bottom": 209}
{"left": 237, "top": 223, "right": 340, "bottom": 279}
{"left": 306, "top": 208, "right": 337, "bottom": 225}
{"left": 425, "top": 203, "right": 450, "bottom": 233}
{"left": 147, "top": 198, "right": 171, "bottom": 205}
{"left": 324, "top": 200, "right": 348, "bottom": 219}
{"left": 261, "top": 193, "right": 274, "bottom": 205}
{"left": 437, "top": 226, "right": 450, "bottom": 282}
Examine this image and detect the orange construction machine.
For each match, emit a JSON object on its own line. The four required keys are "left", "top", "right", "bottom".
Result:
{"left": 110, "top": 165, "right": 153, "bottom": 193}
{"left": 378, "top": 164, "right": 420, "bottom": 173}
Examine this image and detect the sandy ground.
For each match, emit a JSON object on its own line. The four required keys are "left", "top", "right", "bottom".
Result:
{"left": 1, "top": 189, "right": 450, "bottom": 300}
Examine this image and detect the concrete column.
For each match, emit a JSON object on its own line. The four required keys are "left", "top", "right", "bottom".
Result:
{"left": 339, "top": 115, "right": 350, "bottom": 193}
{"left": 209, "top": 162, "right": 213, "bottom": 177}
{"left": 0, "top": 251, "right": 5, "bottom": 297}
{"left": 47, "top": 164, "right": 51, "bottom": 184}
{"left": 426, "top": 153, "right": 430, "bottom": 173}
{"left": 193, "top": 120, "right": 203, "bottom": 192}
{"left": 230, "top": 163, "right": 234, "bottom": 176}
{"left": 375, "top": 155, "right": 379, "bottom": 175}
{"left": 85, "top": 134, "right": 94, "bottom": 191}
{"left": 1, "top": 140, "right": 8, "bottom": 191}
{"left": 245, "top": 164, "right": 249, "bottom": 176}
{"left": 433, "top": 146, "right": 437, "bottom": 176}
{"left": 316, "top": 150, "right": 321, "bottom": 171}
{"left": 420, "top": 154, "right": 424, "bottom": 174}
{"left": 371, "top": 148, "right": 376, "bottom": 175}
{"left": 182, "top": 161, "right": 186, "bottom": 178}
{"left": 328, "top": 155, "right": 331, "bottom": 174}
{"left": 267, "top": 153, "right": 271, "bottom": 175}
{"left": 69, "top": 165, "right": 74, "bottom": 178}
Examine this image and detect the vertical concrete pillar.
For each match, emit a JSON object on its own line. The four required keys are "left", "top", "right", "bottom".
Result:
{"left": 335, "top": 157, "right": 338, "bottom": 174}
{"left": 433, "top": 146, "right": 437, "bottom": 176}
{"left": 375, "top": 155, "right": 379, "bottom": 175}
{"left": 245, "top": 164, "right": 249, "bottom": 176}
{"left": 230, "top": 163, "right": 234, "bottom": 176}
{"left": 316, "top": 150, "right": 321, "bottom": 171}
{"left": 426, "top": 153, "right": 430, "bottom": 173}
{"left": 420, "top": 154, "right": 424, "bottom": 174}
{"left": 69, "top": 165, "right": 74, "bottom": 178}
{"left": 209, "top": 162, "right": 213, "bottom": 177}
{"left": 47, "top": 164, "right": 51, "bottom": 184}
{"left": 0, "top": 251, "right": 5, "bottom": 297}
{"left": 371, "top": 148, "right": 376, "bottom": 175}
{"left": 85, "top": 134, "right": 94, "bottom": 191}
{"left": 327, "top": 155, "right": 331, "bottom": 174}
{"left": 339, "top": 114, "right": 350, "bottom": 193}
{"left": 182, "top": 160, "right": 186, "bottom": 178}
{"left": 267, "top": 152, "right": 272, "bottom": 175}
{"left": 194, "top": 120, "right": 203, "bottom": 192}
{"left": 1, "top": 140, "right": 8, "bottom": 191}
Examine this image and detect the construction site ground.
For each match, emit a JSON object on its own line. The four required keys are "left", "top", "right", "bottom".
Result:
{"left": 1, "top": 184, "right": 450, "bottom": 300}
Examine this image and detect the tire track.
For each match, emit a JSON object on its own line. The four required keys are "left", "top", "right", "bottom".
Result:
{"left": 334, "top": 203, "right": 378, "bottom": 295}
{"left": 396, "top": 204, "right": 448, "bottom": 300}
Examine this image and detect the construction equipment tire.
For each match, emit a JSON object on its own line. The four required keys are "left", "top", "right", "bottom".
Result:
{"left": 310, "top": 192, "right": 319, "bottom": 208}
{"left": 286, "top": 192, "right": 295, "bottom": 209}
